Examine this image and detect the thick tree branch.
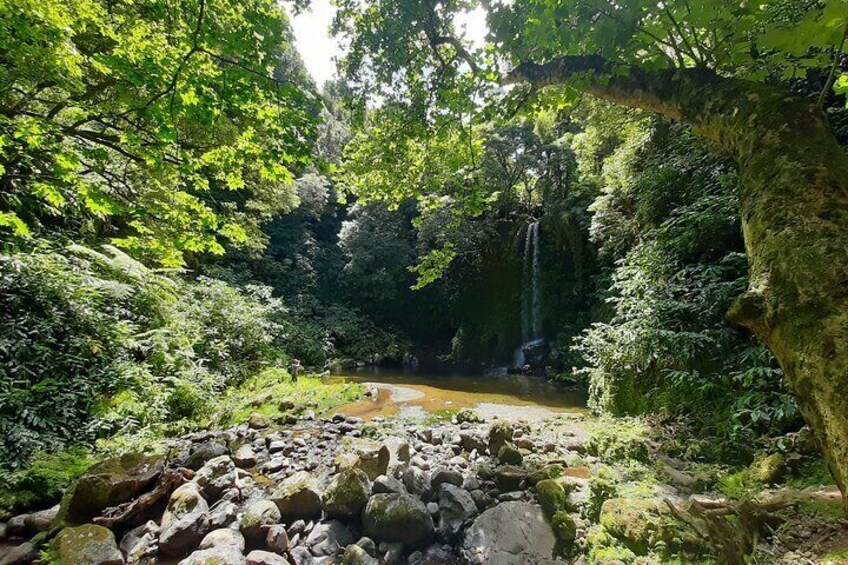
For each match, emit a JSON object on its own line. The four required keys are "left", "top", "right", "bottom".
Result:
{"left": 428, "top": 35, "right": 479, "bottom": 75}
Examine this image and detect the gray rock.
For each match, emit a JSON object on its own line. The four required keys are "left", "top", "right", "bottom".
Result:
{"left": 234, "top": 445, "right": 257, "bottom": 468}
{"left": 246, "top": 550, "right": 290, "bottom": 565}
{"left": 430, "top": 468, "right": 462, "bottom": 490}
{"left": 272, "top": 471, "right": 323, "bottom": 520}
{"left": 266, "top": 524, "right": 290, "bottom": 553}
{"left": 48, "top": 524, "right": 124, "bottom": 565}
{"left": 178, "top": 547, "right": 246, "bottom": 565}
{"left": 323, "top": 468, "right": 371, "bottom": 519}
{"left": 459, "top": 433, "right": 486, "bottom": 454}
{"left": 194, "top": 455, "right": 238, "bottom": 499}
{"left": 186, "top": 441, "right": 229, "bottom": 470}
{"left": 200, "top": 528, "right": 245, "bottom": 552}
{"left": 438, "top": 484, "right": 477, "bottom": 540}
{"left": 408, "top": 544, "right": 461, "bottom": 565}
{"left": 249, "top": 412, "right": 269, "bottom": 429}
{"left": 362, "top": 493, "right": 435, "bottom": 547}
{"left": 461, "top": 502, "right": 556, "bottom": 565}
{"left": 207, "top": 500, "right": 238, "bottom": 529}
{"left": 0, "top": 542, "right": 37, "bottom": 565}
{"left": 159, "top": 482, "right": 210, "bottom": 556}
{"left": 402, "top": 466, "right": 431, "bottom": 499}
{"left": 373, "top": 475, "right": 405, "bottom": 495}
{"left": 304, "top": 520, "right": 354, "bottom": 557}
{"left": 120, "top": 520, "right": 159, "bottom": 563}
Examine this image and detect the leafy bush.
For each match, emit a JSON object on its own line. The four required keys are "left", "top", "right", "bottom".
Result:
{"left": 0, "top": 245, "right": 288, "bottom": 469}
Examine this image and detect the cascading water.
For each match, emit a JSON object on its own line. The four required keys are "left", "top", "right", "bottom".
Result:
{"left": 514, "top": 220, "right": 543, "bottom": 368}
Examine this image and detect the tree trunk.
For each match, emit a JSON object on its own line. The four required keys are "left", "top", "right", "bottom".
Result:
{"left": 506, "top": 59, "right": 848, "bottom": 510}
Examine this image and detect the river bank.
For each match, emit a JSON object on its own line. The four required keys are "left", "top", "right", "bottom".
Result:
{"left": 1, "top": 371, "right": 846, "bottom": 564}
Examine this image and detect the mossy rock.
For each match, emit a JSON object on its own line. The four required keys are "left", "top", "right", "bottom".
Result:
{"left": 455, "top": 409, "right": 483, "bottom": 424}
{"left": 48, "top": 524, "right": 123, "bottom": 565}
{"left": 536, "top": 477, "right": 575, "bottom": 518}
{"left": 55, "top": 453, "right": 164, "bottom": 526}
{"left": 550, "top": 511, "right": 577, "bottom": 551}
{"left": 497, "top": 443, "right": 523, "bottom": 465}
{"left": 749, "top": 453, "right": 786, "bottom": 484}
{"left": 599, "top": 498, "right": 706, "bottom": 555}
{"left": 487, "top": 421, "right": 514, "bottom": 455}
{"left": 323, "top": 468, "right": 371, "bottom": 519}
{"left": 527, "top": 464, "right": 565, "bottom": 486}
{"left": 362, "top": 493, "right": 434, "bottom": 546}
{"left": 271, "top": 471, "right": 322, "bottom": 520}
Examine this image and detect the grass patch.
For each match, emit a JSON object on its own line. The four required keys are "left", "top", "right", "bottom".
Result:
{"left": 585, "top": 417, "right": 651, "bottom": 462}
{"left": 0, "top": 448, "right": 96, "bottom": 517}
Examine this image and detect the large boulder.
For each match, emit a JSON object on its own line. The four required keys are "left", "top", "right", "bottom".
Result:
{"left": 271, "top": 471, "right": 323, "bottom": 520}
{"left": 178, "top": 547, "right": 246, "bottom": 565}
{"left": 199, "top": 528, "right": 245, "bottom": 552}
{"left": 437, "top": 484, "right": 477, "bottom": 541}
{"left": 303, "top": 520, "right": 355, "bottom": 558}
{"left": 342, "top": 544, "right": 379, "bottom": 565}
{"left": 362, "top": 493, "right": 435, "bottom": 547}
{"left": 48, "top": 524, "right": 124, "bottom": 565}
{"left": 337, "top": 441, "right": 390, "bottom": 481}
{"left": 402, "top": 466, "right": 432, "bottom": 499}
{"left": 461, "top": 502, "right": 556, "bottom": 565}
{"left": 56, "top": 454, "right": 163, "bottom": 525}
{"left": 246, "top": 550, "right": 289, "bottom": 565}
{"left": 323, "top": 468, "right": 371, "bottom": 519}
{"left": 119, "top": 520, "right": 159, "bottom": 564}
{"left": 0, "top": 542, "right": 37, "bottom": 565}
{"left": 159, "top": 482, "right": 210, "bottom": 556}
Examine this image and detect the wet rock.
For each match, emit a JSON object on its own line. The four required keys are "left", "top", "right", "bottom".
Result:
{"left": 496, "top": 444, "right": 523, "bottom": 465}
{"left": 200, "top": 528, "right": 246, "bottom": 552}
{"left": 178, "top": 547, "right": 246, "bottom": 565}
{"left": 461, "top": 502, "right": 556, "bottom": 565}
{"left": 362, "top": 493, "right": 435, "bottom": 547}
{"left": 159, "top": 482, "right": 210, "bottom": 556}
{"left": 120, "top": 521, "right": 159, "bottom": 563}
{"left": 241, "top": 499, "right": 281, "bottom": 543}
{"left": 323, "top": 468, "right": 371, "bottom": 519}
{"left": 341, "top": 544, "right": 379, "bottom": 565}
{"left": 487, "top": 422, "right": 514, "bottom": 455}
{"left": 266, "top": 524, "right": 290, "bottom": 553}
{"left": 272, "top": 471, "right": 323, "bottom": 520}
{"left": 430, "top": 468, "right": 462, "bottom": 490}
{"left": 373, "top": 474, "right": 405, "bottom": 495}
{"left": 49, "top": 524, "right": 124, "bottom": 565}
{"left": 303, "top": 520, "right": 354, "bottom": 557}
{"left": 437, "top": 484, "right": 477, "bottom": 541}
{"left": 246, "top": 550, "right": 289, "bottom": 565}
{"left": 402, "top": 466, "right": 432, "bottom": 499}
{"left": 56, "top": 453, "right": 163, "bottom": 525}
{"left": 234, "top": 445, "right": 257, "bottom": 468}
{"left": 194, "top": 455, "right": 238, "bottom": 499}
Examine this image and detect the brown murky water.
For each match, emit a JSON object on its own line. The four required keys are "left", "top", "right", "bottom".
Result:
{"left": 324, "top": 368, "right": 587, "bottom": 421}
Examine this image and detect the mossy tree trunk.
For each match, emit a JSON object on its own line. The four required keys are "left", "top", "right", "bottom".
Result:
{"left": 507, "top": 58, "right": 848, "bottom": 510}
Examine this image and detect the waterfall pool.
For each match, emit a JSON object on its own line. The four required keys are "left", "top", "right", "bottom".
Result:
{"left": 323, "top": 368, "right": 587, "bottom": 421}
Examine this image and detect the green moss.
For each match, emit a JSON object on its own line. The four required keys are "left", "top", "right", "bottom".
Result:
{"left": 455, "top": 408, "right": 482, "bottom": 424}
{"left": 785, "top": 457, "right": 834, "bottom": 490}
{"left": 0, "top": 448, "right": 95, "bottom": 517}
{"left": 551, "top": 510, "right": 577, "bottom": 549}
{"left": 798, "top": 497, "right": 844, "bottom": 520}
{"left": 823, "top": 548, "right": 848, "bottom": 563}
{"left": 585, "top": 418, "right": 650, "bottom": 462}
{"left": 537, "top": 478, "right": 575, "bottom": 518}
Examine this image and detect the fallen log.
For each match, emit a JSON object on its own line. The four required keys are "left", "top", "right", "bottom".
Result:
{"left": 93, "top": 467, "right": 194, "bottom": 529}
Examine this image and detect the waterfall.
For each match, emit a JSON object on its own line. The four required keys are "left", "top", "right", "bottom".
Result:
{"left": 515, "top": 221, "right": 543, "bottom": 368}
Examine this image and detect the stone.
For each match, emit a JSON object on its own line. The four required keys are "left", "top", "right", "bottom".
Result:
{"left": 246, "top": 550, "right": 289, "bottom": 565}
{"left": 186, "top": 440, "right": 229, "bottom": 470}
{"left": 234, "top": 445, "right": 257, "bottom": 468}
{"left": 408, "top": 544, "right": 461, "bottom": 565}
{"left": 430, "top": 468, "right": 463, "bottom": 490}
{"left": 497, "top": 444, "right": 523, "bottom": 465}
{"left": 459, "top": 433, "right": 487, "bottom": 454}
{"left": 352, "top": 443, "right": 391, "bottom": 480}
{"left": 303, "top": 520, "right": 354, "bottom": 557}
{"left": 494, "top": 465, "right": 526, "bottom": 492}
{"left": 207, "top": 500, "right": 238, "bottom": 529}
{"left": 266, "top": 524, "right": 290, "bottom": 553}
{"left": 437, "top": 484, "right": 478, "bottom": 540}
{"left": 194, "top": 455, "right": 238, "bottom": 499}
{"left": 119, "top": 521, "right": 159, "bottom": 563}
{"left": 373, "top": 474, "right": 405, "bottom": 494}
{"left": 527, "top": 465, "right": 564, "bottom": 486}
{"left": 599, "top": 498, "right": 704, "bottom": 554}
{"left": 487, "top": 422, "right": 514, "bottom": 455}
{"left": 249, "top": 412, "right": 269, "bottom": 429}
{"left": 55, "top": 453, "right": 163, "bottom": 526}
{"left": 0, "top": 542, "right": 37, "bottom": 565}
{"left": 382, "top": 541, "right": 404, "bottom": 564}
{"left": 200, "top": 529, "right": 246, "bottom": 552}
{"left": 323, "top": 468, "right": 371, "bottom": 519}
{"left": 356, "top": 536, "right": 377, "bottom": 555}
{"left": 271, "top": 471, "right": 323, "bottom": 520}
{"left": 341, "top": 544, "right": 379, "bottom": 565}
{"left": 469, "top": 490, "right": 493, "bottom": 511}
{"left": 535, "top": 478, "right": 574, "bottom": 518}
{"left": 461, "top": 502, "right": 556, "bottom": 565}
{"left": 550, "top": 511, "right": 577, "bottom": 550}
{"left": 48, "top": 524, "right": 124, "bottom": 565}
{"left": 362, "top": 493, "right": 435, "bottom": 547}
{"left": 402, "top": 466, "right": 432, "bottom": 499}
{"left": 159, "top": 482, "right": 210, "bottom": 556}
{"left": 749, "top": 453, "right": 786, "bottom": 484}
{"left": 241, "top": 499, "right": 281, "bottom": 543}
{"left": 12, "top": 504, "right": 59, "bottom": 536}
{"left": 178, "top": 547, "right": 246, "bottom": 565}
